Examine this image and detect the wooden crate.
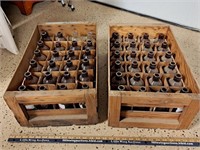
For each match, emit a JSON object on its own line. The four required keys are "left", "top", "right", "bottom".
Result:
{"left": 3, "top": 22, "right": 98, "bottom": 127}
{"left": 108, "top": 25, "right": 200, "bottom": 129}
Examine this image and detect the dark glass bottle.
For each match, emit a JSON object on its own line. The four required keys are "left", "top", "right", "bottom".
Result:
{"left": 154, "top": 33, "right": 165, "bottom": 44}
{"left": 43, "top": 71, "right": 57, "bottom": 84}
{"left": 140, "top": 33, "right": 149, "bottom": 43}
{"left": 126, "top": 41, "right": 138, "bottom": 51}
{"left": 84, "top": 40, "right": 95, "bottom": 50}
{"left": 149, "top": 73, "right": 163, "bottom": 86}
{"left": 81, "top": 58, "right": 93, "bottom": 70}
{"left": 64, "top": 60, "right": 77, "bottom": 71}
{"left": 55, "top": 32, "right": 66, "bottom": 41}
{"left": 110, "top": 50, "right": 123, "bottom": 61}
{"left": 126, "top": 50, "right": 138, "bottom": 62}
{"left": 163, "top": 62, "right": 177, "bottom": 74}
{"left": 51, "top": 50, "right": 62, "bottom": 61}
{"left": 143, "top": 41, "right": 153, "bottom": 51}
{"left": 111, "top": 41, "right": 123, "bottom": 51}
{"left": 118, "top": 85, "right": 126, "bottom": 91}
{"left": 82, "top": 48, "right": 95, "bottom": 59}
{"left": 54, "top": 42, "right": 65, "bottom": 51}
{"left": 157, "top": 42, "right": 169, "bottom": 52}
{"left": 110, "top": 32, "right": 121, "bottom": 46}
{"left": 61, "top": 71, "right": 75, "bottom": 83}
{"left": 37, "top": 40, "right": 50, "bottom": 50}
{"left": 82, "top": 84, "right": 89, "bottom": 89}
{"left": 18, "top": 85, "right": 36, "bottom": 110}
{"left": 69, "top": 40, "right": 81, "bottom": 50}
{"left": 126, "top": 32, "right": 134, "bottom": 43}
{"left": 159, "top": 87, "right": 168, "bottom": 93}
{"left": 41, "top": 31, "right": 51, "bottom": 41}
{"left": 161, "top": 51, "right": 173, "bottom": 62}
{"left": 143, "top": 51, "right": 155, "bottom": 61}
{"left": 138, "top": 86, "right": 147, "bottom": 92}
{"left": 79, "top": 70, "right": 92, "bottom": 82}
{"left": 38, "top": 85, "right": 47, "bottom": 90}
{"left": 146, "top": 61, "right": 158, "bottom": 73}
{"left": 111, "top": 71, "right": 126, "bottom": 85}
{"left": 65, "top": 50, "right": 79, "bottom": 60}
{"left": 29, "top": 59, "right": 43, "bottom": 72}
{"left": 128, "top": 61, "right": 141, "bottom": 72}
{"left": 47, "top": 60, "right": 59, "bottom": 71}
{"left": 24, "top": 72, "right": 38, "bottom": 85}
{"left": 34, "top": 49, "right": 47, "bottom": 61}
{"left": 111, "top": 60, "right": 125, "bottom": 72}
{"left": 168, "top": 74, "right": 183, "bottom": 87}
{"left": 130, "top": 73, "right": 144, "bottom": 86}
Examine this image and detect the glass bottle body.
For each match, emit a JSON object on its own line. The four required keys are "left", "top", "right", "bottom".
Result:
{"left": 111, "top": 60, "right": 125, "bottom": 72}
{"left": 55, "top": 32, "right": 66, "bottom": 41}
{"left": 37, "top": 40, "right": 50, "bottom": 50}
{"left": 148, "top": 73, "right": 163, "bottom": 86}
{"left": 64, "top": 60, "right": 77, "bottom": 71}
{"left": 34, "top": 49, "right": 47, "bottom": 61}
{"left": 47, "top": 60, "right": 59, "bottom": 71}
{"left": 54, "top": 42, "right": 65, "bottom": 51}
{"left": 61, "top": 71, "right": 75, "bottom": 83}
{"left": 29, "top": 59, "right": 43, "bottom": 72}
{"left": 110, "top": 50, "right": 123, "bottom": 61}
{"left": 111, "top": 71, "right": 126, "bottom": 85}
{"left": 163, "top": 62, "right": 177, "bottom": 74}
{"left": 41, "top": 31, "right": 51, "bottom": 41}
{"left": 168, "top": 74, "right": 183, "bottom": 87}
{"left": 146, "top": 61, "right": 158, "bottom": 73}
{"left": 51, "top": 51, "right": 62, "bottom": 61}
{"left": 43, "top": 71, "right": 57, "bottom": 84}
{"left": 130, "top": 73, "right": 144, "bottom": 86}
{"left": 81, "top": 58, "right": 93, "bottom": 70}
{"left": 128, "top": 61, "right": 141, "bottom": 72}
{"left": 79, "top": 70, "right": 92, "bottom": 82}
{"left": 24, "top": 72, "right": 38, "bottom": 85}
{"left": 143, "top": 51, "right": 155, "bottom": 61}
{"left": 126, "top": 51, "right": 138, "bottom": 62}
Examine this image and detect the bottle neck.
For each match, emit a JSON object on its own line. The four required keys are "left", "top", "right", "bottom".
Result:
{"left": 174, "top": 74, "right": 182, "bottom": 82}
{"left": 81, "top": 70, "right": 88, "bottom": 78}
{"left": 83, "top": 58, "right": 89, "bottom": 66}
{"left": 24, "top": 72, "right": 33, "bottom": 80}
{"left": 45, "top": 72, "right": 53, "bottom": 80}
{"left": 68, "top": 50, "right": 74, "bottom": 57}
{"left": 133, "top": 73, "right": 141, "bottom": 81}
{"left": 18, "top": 85, "right": 27, "bottom": 91}
{"left": 153, "top": 74, "right": 160, "bottom": 81}
{"left": 49, "top": 61, "right": 56, "bottom": 68}
{"left": 131, "top": 61, "right": 138, "bottom": 69}
{"left": 64, "top": 71, "right": 70, "bottom": 79}
{"left": 115, "top": 72, "right": 123, "bottom": 80}
{"left": 30, "top": 60, "right": 37, "bottom": 68}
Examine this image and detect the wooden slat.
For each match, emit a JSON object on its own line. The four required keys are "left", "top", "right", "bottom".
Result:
{"left": 3, "top": 94, "right": 30, "bottom": 126}
{"left": 108, "top": 96, "right": 121, "bottom": 127}
{"left": 27, "top": 109, "right": 87, "bottom": 118}
{"left": 121, "top": 111, "right": 180, "bottom": 120}
{"left": 119, "top": 118, "right": 179, "bottom": 129}
{"left": 7, "top": 89, "right": 95, "bottom": 104}
{"left": 118, "top": 92, "right": 192, "bottom": 107}
{"left": 85, "top": 93, "right": 98, "bottom": 124}
{"left": 178, "top": 100, "right": 200, "bottom": 129}
{"left": 7, "top": 27, "right": 39, "bottom": 91}
{"left": 29, "top": 115, "right": 88, "bottom": 127}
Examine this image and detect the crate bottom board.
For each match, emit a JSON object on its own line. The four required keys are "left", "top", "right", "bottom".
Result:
{"left": 28, "top": 114, "right": 89, "bottom": 127}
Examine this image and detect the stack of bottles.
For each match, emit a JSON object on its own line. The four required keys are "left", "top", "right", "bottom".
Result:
{"left": 110, "top": 32, "right": 190, "bottom": 112}
{"left": 18, "top": 30, "right": 96, "bottom": 110}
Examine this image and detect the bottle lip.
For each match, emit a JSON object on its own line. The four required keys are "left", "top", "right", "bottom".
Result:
{"left": 116, "top": 71, "right": 122, "bottom": 77}
{"left": 147, "top": 51, "right": 154, "bottom": 58}
{"left": 114, "top": 41, "right": 120, "bottom": 48}
{"left": 143, "top": 33, "right": 149, "bottom": 39}
{"left": 128, "top": 33, "right": 134, "bottom": 39}
{"left": 112, "top": 32, "right": 119, "bottom": 39}
{"left": 168, "top": 61, "right": 176, "bottom": 69}
{"left": 55, "top": 42, "right": 61, "bottom": 47}
{"left": 174, "top": 74, "right": 182, "bottom": 82}
{"left": 30, "top": 59, "right": 37, "bottom": 66}
{"left": 118, "top": 85, "right": 125, "bottom": 91}
{"left": 162, "top": 42, "right": 168, "bottom": 48}
{"left": 53, "top": 50, "right": 59, "bottom": 56}
{"left": 158, "top": 33, "right": 165, "bottom": 39}
{"left": 49, "top": 60, "right": 56, "bottom": 67}
{"left": 18, "top": 85, "right": 26, "bottom": 91}
{"left": 87, "top": 40, "right": 93, "bottom": 46}
{"left": 133, "top": 73, "right": 141, "bottom": 81}
{"left": 57, "top": 32, "right": 63, "bottom": 37}
{"left": 41, "top": 31, "right": 48, "bottom": 38}
{"left": 139, "top": 86, "right": 146, "bottom": 92}
{"left": 82, "top": 84, "right": 89, "bottom": 89}
{"left": 37, "top": 40, "right": 44, "bottom": 47}
{"left": 144, "top": 41, "right": 151, "bottom": 48}
{"left": 38, "top": 86, "right": 46, "bottom": 91}
{"left": 24, "top": 72, "right": 32, "bottom": 79}
{"left": 72, "top": 40, "right": 78, "bottom": 46}
{"left": 153, "top": 73, "right": 160, "bottom": 81}
{"left": 130, "top": 41, "right": 136, "bottom": 47}
{"left": 59, "top": 84, "right": 67, "bottom": 90}
{"left": 34, "top": 49, "right": 41, "bottom": 56}
{"left": 81, "top": 70, "right": 88, "bottom": 77}
{"left": 66, "top": 60, "right": 72, "bottom": 67}
{"left": 115, "top": 60, "right": 121, "bottom": 66}
{"left": 64, "top": 71, "right": 70, "bottom": 77}
{"left": 165, "top": 51, "right": 172, "bottom": 58}
{"left": 150, "top": 61, "right": 156, "bottom": 69}
{"left": 114, "top": 50, "right": 120, "bottom": 56}
{"left": 82, "top": 58, "right": 89, "bottom": 65}
{"left": 180, "top": 87, "right": 189, "bottom": 93}
{"left": 159, "top": 87, "right": 167, "bottom": 92}
{"left": 132, "top": 61, "right": 138, "bottom": 68}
